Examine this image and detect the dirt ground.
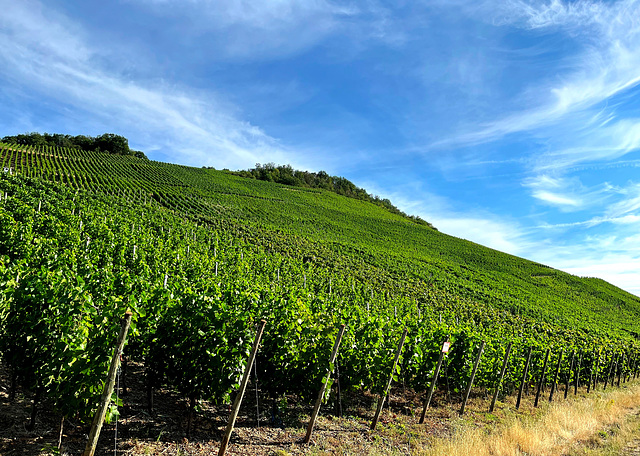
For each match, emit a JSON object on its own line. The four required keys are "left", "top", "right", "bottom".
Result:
{"left": 0, "top": 360, "right": 567, "bottom": 456}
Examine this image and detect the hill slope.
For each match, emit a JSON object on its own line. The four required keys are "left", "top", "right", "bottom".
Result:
{"left": 1, "top": 141, "right": 639, "bottom": 426}
{"left": 2, "top": 142, "right": 638, "bottom": 338}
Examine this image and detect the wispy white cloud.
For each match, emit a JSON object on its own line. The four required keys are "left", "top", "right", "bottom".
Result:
{"left": 529, "top": 117, "right": 640, "bottom": 174}
{"left": 133, "top": 0, "right": 355, "bottom": 26}
{"left": 523, "top": 174, "right": 612, "bottom": 210}
{"left": 438, "top": 0, "right": 640, "bottom": 153}
{"left": 531, "top": 191, "right": 581, "bottom": 207}
{"left": 605, "top": 182, "right": 640, "bottom": 217}
{"left": 0, "top": 0, "right": 308, "bottom": 169}
{"left": 538, "top": 213, "right": 640, "bottom": 229}
{"left": 126, "top": 0, "right": 415, "bottom": 63}
{"left": 497, "top": 0, "right": 608, "bottom": 30}
{"left": 127, "top": 0, "right": 360, "bottom": 60}
{"left": 527, "top": 178, "right": 640, "bottom": 228}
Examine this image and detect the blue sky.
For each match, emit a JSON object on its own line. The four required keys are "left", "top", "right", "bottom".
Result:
{"left": 1, "top": 0, "right": 640, "bottom": 295}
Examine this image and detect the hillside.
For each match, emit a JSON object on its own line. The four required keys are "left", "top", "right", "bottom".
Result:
{"left": 1, "top": 141, "right": 640, "bottom": 452}
{"left": 2, "top": 142, "right": 638, "bottom": 338}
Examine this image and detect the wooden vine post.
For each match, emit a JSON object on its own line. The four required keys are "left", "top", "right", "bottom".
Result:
{"left": 564, "top": 351, "right": 575, "bottom": 399}
{"left": 574, "top": 350, "right": 582, "bottom": 395}
{"left": 626, "top": 353, "right": 634, "bottom": 383}
{"left": 593, "top": 351, "right": 601, "bottom": 391}
{"left": 303, "top": 324, "right": 346, "bottom": 444}
{"left": 605, "top": 354, "right": 617, "bottom": 390}
{"left": 218, "top": 319, "right": 266, "bottom": 456}
{"left": 82, "top": 312, "right": 132, "bottom": 456}
{"left": 146, "top": 368, "right": 155, "bottom": 412}
{"left": 334, "top": 360, "right": 342, "bottom": 418}
{"left": 371, "top": 328, "right": 408, "bottom": 429}
{"left": 587, "top": 352, "right": 595, "bottom": 393}
{"left": 549, "top": 349, "right": 563, "bottom": 402}
{"left": 534, "top": 348, "right": 550, "bottom": 407}
{"left": 516, "top": 347, "right": 533, "bottom": 409}
{"left": 617, "top": 353, "right": 624, "bottom": 388}
{"left": 603, "top": 353, "right": 613, "bottom": 390}
{"left": 460, "top": 340, "right": 485, "bottom": 416}
{"left": 625, "top": 352, "right": 630, "bottom": 383}
{"left": 489, "top": 342, "right": 512, "bottom": 413}
{"left": 419, "top": 338, "right": 450, "bottom": 424}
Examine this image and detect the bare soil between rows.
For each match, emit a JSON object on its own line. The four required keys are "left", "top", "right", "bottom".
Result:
{"left": 0, "top": 360, "right": 559, "bottom": 455}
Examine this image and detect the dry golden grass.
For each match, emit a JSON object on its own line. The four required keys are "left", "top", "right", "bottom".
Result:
{"left": 417, "top": 381, "right": 640, "bottom": 456}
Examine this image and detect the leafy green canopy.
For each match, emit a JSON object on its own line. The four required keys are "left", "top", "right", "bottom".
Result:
{"left": 1, "top": 132, "right": 147, "bottom": 159}
{"left": 0, "top": 143, "right": 639, "bottom": 423}
{"left": 1, "top": 141, "right": 637, "bottom": 341}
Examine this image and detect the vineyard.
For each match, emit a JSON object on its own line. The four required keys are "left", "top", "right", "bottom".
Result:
{"left": 1, "top": 142, "right": 640, "bottom": 453}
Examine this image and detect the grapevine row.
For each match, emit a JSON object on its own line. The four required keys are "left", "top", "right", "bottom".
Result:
{"left": 0, "top": 173, "right": 637, "bottom": 436}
